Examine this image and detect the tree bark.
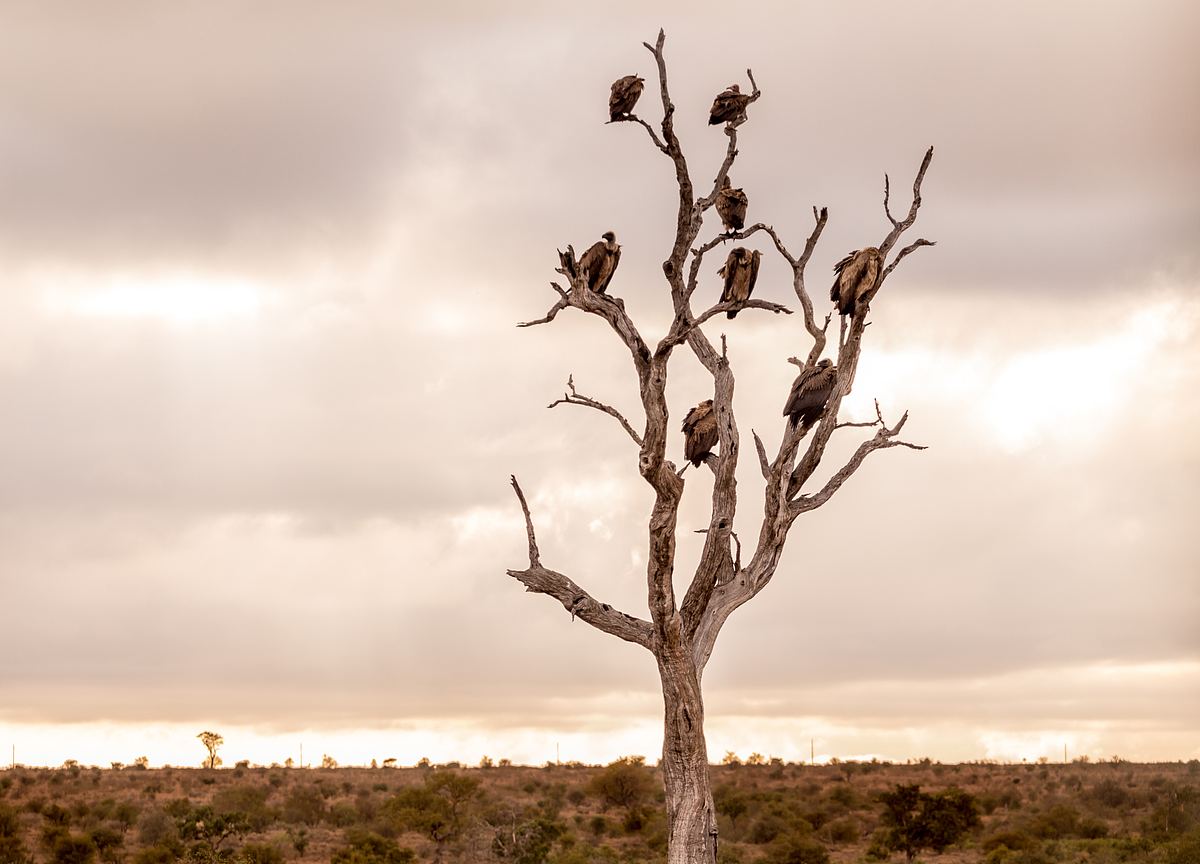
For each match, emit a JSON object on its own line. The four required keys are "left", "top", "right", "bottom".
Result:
{"left": 658, "top": 646, "right": 717, "bottom": 864}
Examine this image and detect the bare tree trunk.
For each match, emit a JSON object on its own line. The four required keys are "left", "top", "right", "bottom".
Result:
{"left": 658, "top": 648, "right": 717, "bottom": 864}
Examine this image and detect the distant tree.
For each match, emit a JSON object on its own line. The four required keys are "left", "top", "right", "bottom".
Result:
{"left": 196, "top": 732, "right": 223, "bottom": 769}
{"left": 876, "top": 784, "right": 979, "bottom": 862}
{"left": 132, "top": 756, "right": 149, "bottom": 770}
{"left": 322, "top": 754, "right": 339, "bottom": 769}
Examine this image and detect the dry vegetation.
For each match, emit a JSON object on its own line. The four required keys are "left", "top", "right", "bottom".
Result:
{"left": 2, "top": 758, "right": 1198, "bottom": 864}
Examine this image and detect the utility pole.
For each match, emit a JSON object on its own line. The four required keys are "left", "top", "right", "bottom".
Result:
{"left": 300, "top": 743, "right": 303, "bottom": 769}
{"left": 810, "top": 739, "right": 814, "bottom": 767}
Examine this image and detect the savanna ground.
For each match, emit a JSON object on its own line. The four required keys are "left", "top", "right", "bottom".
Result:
{"left": 2, "top": 757, "right": 1199, "bottom": 864}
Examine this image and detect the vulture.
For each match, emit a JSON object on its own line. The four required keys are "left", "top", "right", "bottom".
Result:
{"left": 718, "top": 247, "right": 761, "bottom": 318}
{"left": 715, "top": 176, "right": 748, "bottom": 232}
{"left": 609, "top": 75, "right": 645, "bottom": 121}
{"left": 682, "top": 399, "right": 719, "bottom": 467}
{"left": 709, "top": 84, "right": 752, "bottom": 125}
{"left": 577, "top": 231, "right": 622, "bottom": 294}
{"left": 783, "top": 359, "right": 837, "bottom": 431}
{"left": 830, "top": 246, "right": 883, "bottom": 316}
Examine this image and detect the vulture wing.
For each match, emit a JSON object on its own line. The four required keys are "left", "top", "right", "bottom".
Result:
{"left": 609, "top": 76, "right": 644, "bottom": 119}
{"left": 830, "top": 250, "right": 857, "bottom": 310}
{"left": 852, "top": 248, "right": 882, "bottom": 309}
{"left": 783, "top": 365, "right": 837, "bottom": 429}
{"left": 578, "top": 240, "right": 605, "bottom": 285}
{"left": 718, "top": 250, "right": 739, "bottom": 304}
{"left": 683, "top": 403, "right": 718, "bottom": 466}
{"left": 716, "top": 186, "right": 749, "bottom": 231}
{"left": 592, "top": 245, "right": 620, "bottom": 294}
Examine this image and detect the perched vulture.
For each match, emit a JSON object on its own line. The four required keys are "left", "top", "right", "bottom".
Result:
{"left": 709, "top": 84, "right": 752, "bottom": 125}
{"left": 577, "top": 231, "right": 622, "bottom": 294}
{"left": 609, "top": 75, "right": 645, "bottom": 121}
{"left": 783, "top": 359, "right": 837, "bottom": 431}
{"left": 830, "top": 247, "right": 883, "bottom": 316}
{"left": 715, "top": 176, "right": 748, "bottom": 232}
{"left": 682, "top": 399, "right": 719, "bottom": 467}
{"left": 718, "top": 247, "right": 761, "bottom": 318}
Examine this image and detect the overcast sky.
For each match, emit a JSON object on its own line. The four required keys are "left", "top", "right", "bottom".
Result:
{"left": 1, "top": 1, "right": 1197, "bottom": 768}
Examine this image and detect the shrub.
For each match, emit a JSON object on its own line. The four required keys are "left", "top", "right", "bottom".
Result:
{"left": 135, "top": 809, "right": 178, "bottom": 847}
{"left": 876, "top": 784, "right": 980, "bottom": 862}
{"left": 212, "top": 785, "right": 273, "bottom": 832}
{"left": 238, "top": 843, "right": 285, "bottom": 864}
{"left": 765, "top": 833, "right": 830, "bottom": 864}
{"left": 51, "top": 835, "right": 96, "bottom": 864}
{"left": 588, "top": 759, "right": 655, "bottom": 814}
{"left": 281, "top": 787, "right": 325, "bottom": 826}
{"left": 0, "top": 803, "right": 31, "bottom": 864}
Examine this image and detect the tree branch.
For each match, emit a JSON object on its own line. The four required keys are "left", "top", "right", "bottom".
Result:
{"left": 610, "top": 114, "right": 670, "bottom": 155}
{"left": 879, "top": 146, "right": 934, "bottom": 260}
{"left": 547, "top": 374, "right": 644, "bottom": 447}
{"left": 789, "top": 407, "right": 926, "bottom": 515}
{"left": 751, "top": 429, "right": 770, "bottom": 480}
{"left": 506, "top": 476, "right": 654, "bottom": 649}
{"left": 881, "top": 238, "right": 936, "bottom": 282}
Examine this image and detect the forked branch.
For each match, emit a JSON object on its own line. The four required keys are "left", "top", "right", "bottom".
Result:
{"left": 507, "top": 476, "right": 654, "bottom": 648}
{"left": 548, "top": 375, "right": 644, "bottom": 447}
{"left": 789, "top": 402, "right": 926, "bottom": 514}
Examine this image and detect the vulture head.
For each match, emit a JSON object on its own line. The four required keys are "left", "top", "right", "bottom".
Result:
{"left": 602, "top": 231, "right": 616, "bottom": 243}
{"left": 726, "top": 84, "right": 741, "bottom": 93}
{"left": 815, "top": 358, "right": 833, "bottom": 370}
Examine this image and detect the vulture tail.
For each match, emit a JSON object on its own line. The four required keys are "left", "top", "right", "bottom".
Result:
{"left": 726, "top": 309, "right": 738, "bottom": 319}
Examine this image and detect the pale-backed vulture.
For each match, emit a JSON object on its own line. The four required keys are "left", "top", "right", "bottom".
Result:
{"left": 718, "top": 247, "right": 761, "bottom": 318}
{"left": 609, "top": 75, "right": 645, "bottom": 121}
{"left": 830, "top": 247, "right": 883, "bottom": 316}
{"left": 577, "top": 231, "right": 621, "bottom": 294}
{"left": 782, "top": 359, "right": 837, "bottom": 431}
{"left": 709, "top": 84, "right": 752, "bottom": 125}
{"left": 715, "top": 176, "right": 748, "bottom": 232}
{"left": 682, "top": 400, "right": 718, "bottom": 467}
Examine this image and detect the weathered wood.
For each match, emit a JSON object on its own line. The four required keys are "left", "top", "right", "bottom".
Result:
{"left": 507, "top": 30, "right": 936, "bottom": 864}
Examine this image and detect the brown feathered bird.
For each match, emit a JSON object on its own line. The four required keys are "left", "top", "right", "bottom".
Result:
{"left": 577, "top": 231, "right": 622, "bottom": 294}
{"left": 718, "top": 247, "right": 761, "bottom": 318}
{"left": 830, "top": 247, "right": 883, "bottom": 316}
{"left": 715, "top": 176, "right": 748, "bottom": 232}
{"left": 783, "top": 359, "right": 837, "bottom": 431}
{"left": 709, "top": 84, "right": 752, "bottom": 125}
{"left": 682, "top": 400, "right": 718, "bottom": 467}
{"left": 609, "top": 75, "right": 645, "bottom": 121}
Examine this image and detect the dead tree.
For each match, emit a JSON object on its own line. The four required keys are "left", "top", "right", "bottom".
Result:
{"left": 507, "top": 31, "right": 934, "bottom": 864}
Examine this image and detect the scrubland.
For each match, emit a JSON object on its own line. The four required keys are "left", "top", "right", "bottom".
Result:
{"left": 2, "top": 757, "right": 1198, "bottom": 863}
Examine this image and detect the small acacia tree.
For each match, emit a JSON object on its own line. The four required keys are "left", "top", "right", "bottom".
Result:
{"left": 506, "top": 31, "right": 935, "bottom": 864}
{"left": 197, "top": 731, "right": 223, "bottom": 769}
